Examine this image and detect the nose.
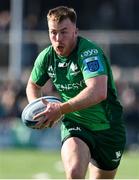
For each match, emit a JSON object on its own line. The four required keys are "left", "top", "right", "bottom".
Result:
{"left": 56, "top": 33, "right": 62, "bottom": 41}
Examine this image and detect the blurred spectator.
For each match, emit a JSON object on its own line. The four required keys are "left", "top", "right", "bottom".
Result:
{"left": 0, "top": 80, "right": 21, "bottom": 119}
{"left": 23, "top": 14, "right": 38, "bottom": 30}
{"left": 121, "top": 84, "right": 139, "bottom": 149}
{"left": 1, "top": 89, "right": 17, "bottom": 117}
{"left": 121, "top": 86, "right": 136, "bottom": 109}
{"left": 111, "top": 66, "right": 139, "bottom": 149}
{"left": 0, "top": 10, "right": 10, "bottom": 31}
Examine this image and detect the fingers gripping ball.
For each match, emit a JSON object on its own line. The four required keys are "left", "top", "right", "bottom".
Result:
{"left": 21, "top": 96, "right": 64, "bottom": 129}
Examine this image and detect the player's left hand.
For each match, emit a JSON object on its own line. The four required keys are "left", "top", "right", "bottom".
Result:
{"left": 33, "top": 98, "right": 62, "bottom": 129}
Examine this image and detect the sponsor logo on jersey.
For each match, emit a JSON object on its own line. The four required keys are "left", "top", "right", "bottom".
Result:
{"left": 55, "top": 79, "right": 85, "bottom": 92}
{"left": 83, "top": 56, "right": 104, "bottom": 73}
{"left": 81, "top": 49, "right": 98, "bottom": 58}
{"left": 58, "top": 62, "right": 70, "bottom": 67}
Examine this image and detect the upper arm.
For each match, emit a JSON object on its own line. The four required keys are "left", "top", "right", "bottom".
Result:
{"left": 30, "top": 49, "right": 50, "bottom": 86}
{"left": 85, "top": 75, "right": 108, "bottom": 100}
{"left": 27, "top": 76, "right": 42, "bottom": 89}
{"left": 26, "top": 76, "right": 42, "bottom": 102}
{"left": 79, "top": 46, "right": 108, "bottom": 81}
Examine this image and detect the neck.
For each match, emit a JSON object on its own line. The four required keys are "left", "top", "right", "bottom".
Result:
{"left": 66, "top": 36, "right": 78, "bottom": 57}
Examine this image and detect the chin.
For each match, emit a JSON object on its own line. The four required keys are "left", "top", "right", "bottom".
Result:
{"left": 56, "top": 52, "right": 63, "bottom": 56}
{"left": 56, "top": 51, "right": 66, "bottom": 56}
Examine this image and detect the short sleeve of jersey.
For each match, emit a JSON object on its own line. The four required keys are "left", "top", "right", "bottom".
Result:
{"left": 79, "top": 48, "right": 108, "bottom": 80}
{"left": 31, "top": 49, "right": 50, "bottom": 86}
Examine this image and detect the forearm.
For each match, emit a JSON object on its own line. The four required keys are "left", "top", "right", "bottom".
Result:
{"left": 60, "top": 87, "right": 105, "bottom": 114}
{"left": 60, "top": 76, "right": 107, "bottom": 114}
{"left": 26, "top": 80, "right": 42, "bottom": 103}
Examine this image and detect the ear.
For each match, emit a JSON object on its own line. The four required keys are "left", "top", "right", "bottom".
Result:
{"left": 75, "top": 28, "right": 78, "bottom": 35}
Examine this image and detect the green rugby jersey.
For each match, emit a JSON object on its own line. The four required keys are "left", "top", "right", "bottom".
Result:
{"left": 31, "top": 36, "right": 123, "bottom": 131}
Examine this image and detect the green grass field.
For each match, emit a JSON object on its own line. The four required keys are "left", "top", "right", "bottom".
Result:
{"left": 0, "top": 149, "right": 139, "bottom": 179}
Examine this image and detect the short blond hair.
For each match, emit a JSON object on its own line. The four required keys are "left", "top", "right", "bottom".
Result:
{"left": 47, "top": 6, "right": 77, "bottom": 24}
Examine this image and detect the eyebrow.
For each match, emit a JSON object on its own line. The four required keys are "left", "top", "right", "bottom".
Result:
{"left": 50, "top": 27, "right": 68, "bottom": 31}
{"left": 61, "top": 27, "right": 68, "bottom": 31}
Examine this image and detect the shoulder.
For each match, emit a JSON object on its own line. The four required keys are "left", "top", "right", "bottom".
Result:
{"left": 77, "top": 37, "right": 108, "bottom": 76}
{"left": 38, "top": 45, "right": 53, "bottom": 59}
{"left": 76, "top": 36, "right": 105, "bottom": 64}
{"left": 77, "top": 36, "right": 103, "bottom": 59}
{"left": 34, "top": 45, "right": 53, "bottom": 66}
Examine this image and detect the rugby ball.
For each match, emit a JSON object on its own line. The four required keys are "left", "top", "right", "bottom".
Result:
{"left": 21, "top": 96, "right": 63, "bottom": 129}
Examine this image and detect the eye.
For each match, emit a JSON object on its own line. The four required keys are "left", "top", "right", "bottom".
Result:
{"left": 61, "top": 31, "right": 67, "bottom": 35}
{"left": 50, "top": 31, "right": 57, "bottom": 35}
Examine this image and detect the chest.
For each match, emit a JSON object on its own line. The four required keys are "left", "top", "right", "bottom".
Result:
{"left": 46, "top": 58, "right": 86, "bottom": 93}
{"left": 47, "top": 59, "right": 83, "bottom": 83}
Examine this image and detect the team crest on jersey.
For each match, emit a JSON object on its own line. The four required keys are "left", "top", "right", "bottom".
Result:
{"left": 48, "top": 65, "right": 55, "bottom": 78}
{"left": 69, "top": 62, "right": 80, "bottom": 75}
{"left": 70, "top": 62, "right": 78, "bottom": 71}
{"left": 83, "top": 56, "right": 104, "bottom": 73}
{"left": 87, "top": 60, "right": 99, "bottom": 72}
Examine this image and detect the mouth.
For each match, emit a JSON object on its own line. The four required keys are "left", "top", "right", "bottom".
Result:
{"left": 57, "top": 45, "right": 64, "bottom": 52}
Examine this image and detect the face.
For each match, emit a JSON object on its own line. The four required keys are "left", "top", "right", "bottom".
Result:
{"left": 48, "top": 18, "right": 78, "bottom": 56}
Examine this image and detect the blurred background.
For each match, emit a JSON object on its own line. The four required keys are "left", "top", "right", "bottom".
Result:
{"left": 0, "top": 0, "right": 139, "bottom": 179}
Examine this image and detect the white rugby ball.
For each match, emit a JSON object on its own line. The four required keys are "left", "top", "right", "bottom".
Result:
{"left": 21, "top": 96, "right": 63, "bottom": 129}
